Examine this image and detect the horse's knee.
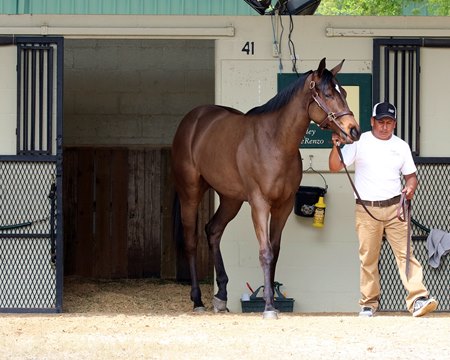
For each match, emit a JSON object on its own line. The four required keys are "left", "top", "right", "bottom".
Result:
{"left": 183, "top": 239, "right": 198, "bottom": 256}
{"left": 259, "top": 249, "right": 274, "bottom": 266}
{"left": 205, "top": 222, "right": 223, "bottom": 247}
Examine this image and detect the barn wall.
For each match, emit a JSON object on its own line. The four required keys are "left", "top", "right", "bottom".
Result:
{"left": 64, "top": 39, "right": 214, "bottom": 146}
{"left": 214, "top": 15, "right": 450, "bottom": 313}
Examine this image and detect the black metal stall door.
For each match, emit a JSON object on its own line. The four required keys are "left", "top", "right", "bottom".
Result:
{"left": 0, "top": 37, "right": 63, "bottom": 313}
{"left": 373, "top": 38, "right": 450, "bottom": 312}
{"left": 373, "top": 38, "right": 421, "bottom": 156}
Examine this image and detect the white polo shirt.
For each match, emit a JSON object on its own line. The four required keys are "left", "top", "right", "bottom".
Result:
{"left": 340, "top": 131, "right": 417, "bottom": 201}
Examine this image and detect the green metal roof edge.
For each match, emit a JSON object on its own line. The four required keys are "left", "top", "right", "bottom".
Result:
{"left": 0, "top": 0, "right": 258, "bottom": 15}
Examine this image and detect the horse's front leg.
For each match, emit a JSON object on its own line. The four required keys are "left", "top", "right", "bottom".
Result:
{"left": 269, "top": 201, "right": 294, "bottom": 285}
{"left": 250, "top": 198, "right": 277, "bottom": 319}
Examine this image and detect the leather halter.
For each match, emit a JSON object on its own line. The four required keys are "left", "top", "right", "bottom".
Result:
{"left": 309, "top": 80, "right": 354, "bottom": 139}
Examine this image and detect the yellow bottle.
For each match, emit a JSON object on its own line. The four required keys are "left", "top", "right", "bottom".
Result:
{"left": 312, "top": 196, "right": 326, "bottom": 228}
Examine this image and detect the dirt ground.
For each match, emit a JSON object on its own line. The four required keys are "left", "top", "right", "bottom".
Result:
{"left": 1, "top": 276, "right": 449, "bottom": 360}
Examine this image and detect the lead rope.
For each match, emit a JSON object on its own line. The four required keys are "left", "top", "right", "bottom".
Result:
{"left": 397, "top": 195, "right": 412, "bottom": 279}
{"left": 336, "top": 145, "right": 411, "bottom": 279}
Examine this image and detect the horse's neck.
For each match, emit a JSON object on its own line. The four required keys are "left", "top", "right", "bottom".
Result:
{"left": 270, "top": 95, "right": 311, "bottom": 152}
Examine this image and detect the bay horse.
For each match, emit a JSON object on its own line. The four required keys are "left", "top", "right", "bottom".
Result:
{"left": 172, "top": 58, "right": 361, "bottom": 319}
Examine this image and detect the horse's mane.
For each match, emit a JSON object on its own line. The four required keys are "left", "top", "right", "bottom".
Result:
{"left": 246, "top": 70, "right": 313, "bottom": 115}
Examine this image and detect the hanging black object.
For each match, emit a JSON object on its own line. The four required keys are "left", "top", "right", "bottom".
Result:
{"left": 242, "top": 0, "right": 272, "bottom": 14}
{"left": 294, "top": 155, "right": 328, "bottom": 217}
{"left": 243, "top": 0, "right": 321, "bottom": 15}
{"left": 285, "top": 0, "right": 321, "bottom": 15}
{"left": 295, "top": 186, "right": 327, "bottom": 217}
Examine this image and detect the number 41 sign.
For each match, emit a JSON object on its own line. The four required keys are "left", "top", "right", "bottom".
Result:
{"left": 242, "top": 41, "right": 255, "bottom": 55}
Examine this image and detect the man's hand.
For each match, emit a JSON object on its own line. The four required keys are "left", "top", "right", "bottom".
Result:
{"left": 403, "top": 173, "right": 418, "bottom": 200}
{"left": 331, "top": 133, "right": 341, "bottom": 147}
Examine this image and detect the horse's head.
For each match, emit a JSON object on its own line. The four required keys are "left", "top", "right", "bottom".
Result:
{"left": 308, "top": 58, "right": 361, "bottom": 144}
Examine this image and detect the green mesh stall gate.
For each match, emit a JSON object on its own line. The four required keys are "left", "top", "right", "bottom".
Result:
{"left": 379, "top": 159, "right": 450, "bottom": 312}
{"left": 0, "top": 36, "right": 63, "bottom": 313}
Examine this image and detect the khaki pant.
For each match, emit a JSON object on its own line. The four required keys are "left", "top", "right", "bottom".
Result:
{"left": 355, "top": 203, "right": 429, "bottom": 313}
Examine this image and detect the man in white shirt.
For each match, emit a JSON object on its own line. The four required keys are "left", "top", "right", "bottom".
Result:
{"left": 329, "top": 101, "right": 437, "bottom": 317}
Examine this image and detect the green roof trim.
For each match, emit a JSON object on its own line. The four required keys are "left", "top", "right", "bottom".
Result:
{"left": 0, "top": 0, "right": 257, "bottom": 15}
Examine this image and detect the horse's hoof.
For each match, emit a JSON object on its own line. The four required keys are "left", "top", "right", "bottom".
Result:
{"left": 193, "top": 306, "right": 206, "bottom": 313}
{"left": 262, "top": 310, "right": 279, "bottom": 320}
{"left": 212, "top": 296, "right": 228, "bottom": 313}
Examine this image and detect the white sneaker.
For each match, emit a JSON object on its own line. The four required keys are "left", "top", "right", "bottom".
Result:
{"left": 359, "top": 306, "right": 375, "bottom": 317}
{"left": 412, "top": 297, "right": 438, "bottom": 317}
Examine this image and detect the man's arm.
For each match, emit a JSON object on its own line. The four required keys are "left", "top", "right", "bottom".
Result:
{"left": 403, "top": 172, "right": 418, "bottom": 200}
{"left": 329, "top": 134, "right": 344, "bottom": 172}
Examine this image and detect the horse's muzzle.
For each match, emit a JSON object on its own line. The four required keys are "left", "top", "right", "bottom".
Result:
{"left": 339, "top": 124, "right": 361, "bottom": 144}
{"left": 350, "top": 127, "right": 361, "bottom": 141}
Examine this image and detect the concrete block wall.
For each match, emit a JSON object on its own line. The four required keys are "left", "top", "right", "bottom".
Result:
{"left": 63, "top": 39, "right": 214, "bottom": 146}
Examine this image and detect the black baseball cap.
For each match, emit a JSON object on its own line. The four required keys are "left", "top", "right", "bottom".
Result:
{"left": 372, "top": 102, "right": 397, "bottom": 120}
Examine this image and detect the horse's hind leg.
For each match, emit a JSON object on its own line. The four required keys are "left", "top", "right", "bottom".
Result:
{"left": 205, "top": 196, "right": 243, "bottom": 313}
{"left": 177, "top": 186, "right": 209, "bottom": 312}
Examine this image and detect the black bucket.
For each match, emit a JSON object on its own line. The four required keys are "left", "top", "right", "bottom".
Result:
{"left": 294, "top": 185, "right": 327, "bottom": 217}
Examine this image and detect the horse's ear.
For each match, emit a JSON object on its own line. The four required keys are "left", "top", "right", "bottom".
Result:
{"left": 317, "top": 58, "right": 326, "bottom": 76}
{"left": 331, "top": 59, "right": 345, "bottom": 76}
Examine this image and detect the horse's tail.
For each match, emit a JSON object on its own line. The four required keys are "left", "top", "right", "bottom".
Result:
{"left": 172, "top": 192, "right": 191, "bottom": 281}
{"left": 173, "top": 191, "right": 184, "bottom": 250}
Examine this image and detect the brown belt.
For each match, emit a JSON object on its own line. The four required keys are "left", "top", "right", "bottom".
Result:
{"left": 355, "top": 195, "right": 401, "bottom": 208}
